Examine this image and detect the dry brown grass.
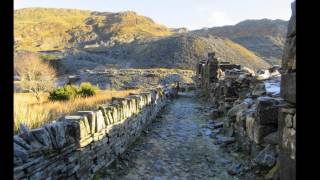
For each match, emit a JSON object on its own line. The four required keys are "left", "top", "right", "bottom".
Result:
{"left": 14, "top": 89, "right": 140, "bottom": 134}
{"left": 225, "top": 39, "right": 260, "bottom": 60}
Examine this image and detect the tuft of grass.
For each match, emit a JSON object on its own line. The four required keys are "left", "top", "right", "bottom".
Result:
{"left": 14, "top": 89, "right": 140, "bottom": 134}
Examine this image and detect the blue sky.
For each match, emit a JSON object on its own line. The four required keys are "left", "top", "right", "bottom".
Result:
{"left": 14, "top": 0, "right": 294, "bottom": 30}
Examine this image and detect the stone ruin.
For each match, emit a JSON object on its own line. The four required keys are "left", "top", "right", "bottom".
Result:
{"left": 14, "top": 86, "right": 179, "bottom": 179}
{"left": 195, "top": 1, "right": 295, "bottom": 177}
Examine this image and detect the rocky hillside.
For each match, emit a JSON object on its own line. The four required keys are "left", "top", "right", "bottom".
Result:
{"left": 192, "top": 19, "right": 288, "bottom": 65}
{"left": 15, "top": 8, "right": 272, "bottom": 72}
{"left": 80, "top": 34, "right": 270, "bottom": 71}
{"left": 14, "top": 8, "right": 173, "bottom": 51}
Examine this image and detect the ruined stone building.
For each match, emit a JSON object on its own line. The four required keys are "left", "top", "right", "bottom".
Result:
{"left": 195, "top": 1, "right": 295, "bottom": 179}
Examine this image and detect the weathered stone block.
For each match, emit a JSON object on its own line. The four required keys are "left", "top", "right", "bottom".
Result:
{"left": 282, "top": 127, "right": 296, "bottom": 160}
{"left": 280, "top": 73, "right": 296, "bottom": 104}
{"left": 263, "top": 131, "right": 279, "bottom": 145}
{"left": 279, "top": 151, "right": 296, "bottom": 180}
{"left": 227, "top": 102, "right": 249, "bottom": 119}
{"left": 29, "top": 127, "right": 52, "bottom": 149}
{"left": 253, "top": 144, "right": 277, "bottom": 168}
{"left": 278, "top": 107, "right": 296, "bottom": 159}
{"left": 246, "top": 111, "right": 277, "bottom": 144}
{"left": 14, "top": 142, "right": 29, "bottom": 165}
{"left": 44, "top": 122, "right": 67, "bottom": 149}
{"left": 14, "top": 135, "right": 31, "bottom": 150}
{"left": 77, "top": 111, "right": 96, "bottom": 134}
{"left": 256, "top": 96, "right": 281, "bottom": 125}
{"left": 63, "top": 116, "right": 91, "bottom": 144}
{"left": 252, "top": 83, "right": 266, "bottom": 97}
{"left": 96, "top": 110, "right": 106, "bottom": 133}
{"left": 284, "top": 114, "right": 293, "bottom": 128}
{"left": 105, "top": 106, "right": 114, "bottom": 124}
{"left": 293, "top": 113, "right": 296, "bottom": 129}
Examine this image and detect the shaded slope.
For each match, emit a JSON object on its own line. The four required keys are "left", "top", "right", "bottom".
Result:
{"left": 82, "top": 34, "right": 270, "bottom": 71}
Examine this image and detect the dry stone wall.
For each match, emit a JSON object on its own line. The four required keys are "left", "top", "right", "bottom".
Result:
{"left": 195, "top": 1, "right": 295, "bottom": 177}
{"left": 14, "top": 87, "right": 178, "bottom": 180}
{"left": 278, "top": 1, "right": 296, "bottom": 180}
{"left": 196, "top": 54, "right": 285, "bottom": 179}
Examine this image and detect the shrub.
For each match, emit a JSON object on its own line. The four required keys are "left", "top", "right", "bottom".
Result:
{"left": 39, "top": 54, "right": 59, "bottom": 61}
{"left": 48, "top": 83, "right": 97, "bottom": 101}
{"left": 49, "top": 85, "right": 78, "bottom": 101}
{"left": 78, "top": 82, "right": 97, "bottom": 97}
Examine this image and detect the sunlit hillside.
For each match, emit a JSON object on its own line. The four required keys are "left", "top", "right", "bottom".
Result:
{"left": 14, "top": 8, "right": 173, "bottom": 51}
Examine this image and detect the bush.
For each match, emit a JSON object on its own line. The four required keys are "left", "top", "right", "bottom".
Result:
{"left": 49, "top": 85, "right": 78, "bottom": 101}
{"left": 78, "top": 82, "right": 97, "bottom": 97}
{"left": 48, "top": 83, "right": 97, "bottom": 101}
{"left": 40, "top": 54, "right": 59, "bottom": 61}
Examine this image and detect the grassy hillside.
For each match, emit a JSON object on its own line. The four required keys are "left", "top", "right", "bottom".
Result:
{"left": 14, "top": 8, "right": 271, "bottom": 71}
{"left": 14, "top": 8, "right": 173, "bottom": 51}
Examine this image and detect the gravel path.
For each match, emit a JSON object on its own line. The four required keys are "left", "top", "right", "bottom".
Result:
{"left": 94, "top": 92, "right": 260, "bottom": 180}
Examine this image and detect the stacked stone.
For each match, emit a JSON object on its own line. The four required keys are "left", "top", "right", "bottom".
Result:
{"left": 14, "top": 86, "right": 178, "bottom": 180}
{"left": 209, "top": 68, "right": 254, "bottom": 117}
{"left": 278, "top": 1, "right": 296, "bottom": 180}
{"left": 195, "top": 52, "right": 285, "bottom": 178}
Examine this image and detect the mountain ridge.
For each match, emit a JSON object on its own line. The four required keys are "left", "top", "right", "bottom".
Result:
{"left": 15, "top": 8, "right": 279, "bottom": 72}
{"left": 192, "top": 18, "right": 288, "bottom": 64}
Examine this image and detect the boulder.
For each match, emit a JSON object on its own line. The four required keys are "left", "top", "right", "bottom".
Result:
{"left": 227, "top": 163, "right": 243, "bottom": 176}
{"left": 246, "top": 110, "right": 277, "bottom": 144}
{"left": 227, "top": 102, "right": 249, "bottom": 119}
{"left": 265, "top": 160, "right": 280, "bottom": 180}
{"left": 253, "top": 144, "right": 277, "bottom": 168}
{"left": 242, "top": 67, "right": 255, "bottom": 76}
{"left": 256, "top": 69, "right": 271, "bottom": 80}
{"left": 263, "top": 131, "right": 279, "bottom": 145}
{"left": 252, "top": 83, "right": 266, "bottom": 97}
{"left": 256, "top": 96, "right": 282, "bottom": 125}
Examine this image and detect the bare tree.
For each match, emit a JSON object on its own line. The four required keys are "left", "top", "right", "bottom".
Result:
{"left": 14, "top": 52, "right": 57, "bottom": 101}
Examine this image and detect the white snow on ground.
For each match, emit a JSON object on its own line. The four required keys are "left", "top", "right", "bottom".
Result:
{"left": 264, "top": 81, "right": 280, "bottom": 96}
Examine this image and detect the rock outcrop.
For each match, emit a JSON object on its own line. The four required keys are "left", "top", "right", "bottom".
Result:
{"left": 192, "top": 19, "right": 288, "bottom": 65}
